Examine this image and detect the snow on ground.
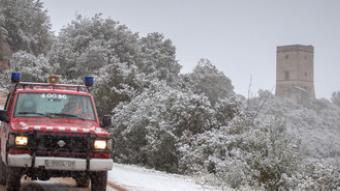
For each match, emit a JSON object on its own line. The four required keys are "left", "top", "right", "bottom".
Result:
{"left": 109, "top": 163, "right": 227, "bottom": 191}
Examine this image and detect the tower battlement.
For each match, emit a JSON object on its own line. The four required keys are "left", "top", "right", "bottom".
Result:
{"left": 277, "top": 45, "right": 314, "bottom": 53}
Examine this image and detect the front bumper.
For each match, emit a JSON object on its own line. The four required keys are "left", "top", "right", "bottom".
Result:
{"left": 7, "top": 154, "right": 113, "bottom": 171}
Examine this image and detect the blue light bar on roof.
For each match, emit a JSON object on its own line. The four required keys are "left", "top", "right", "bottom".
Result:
{"left": 84, "top": 76, "right": 94, "bottom": 87}
{"left": 11, "top": 72, "right": 21, "bottom": 83}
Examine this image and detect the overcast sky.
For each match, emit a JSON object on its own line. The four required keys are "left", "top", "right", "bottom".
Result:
{"left": 41, "top": 0, "right": 340, "bottom": 98}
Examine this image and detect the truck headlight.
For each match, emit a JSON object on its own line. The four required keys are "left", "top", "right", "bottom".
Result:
{"left": 94, "top": 140, "right": 107, "bottom": 150}
{"left": 15, "top": 136, "right": 28, "bottom": 146}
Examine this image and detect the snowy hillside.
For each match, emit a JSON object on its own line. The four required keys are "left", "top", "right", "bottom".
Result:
{"left": 252, "top": 93, "right": 340, "bottom": 158}
{"left": 109, "top": 163, "right": 226, "bottom": 191}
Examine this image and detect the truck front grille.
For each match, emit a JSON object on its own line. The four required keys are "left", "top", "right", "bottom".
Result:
{"left": 36, "top": 134, "right": 90, "bottom": 157}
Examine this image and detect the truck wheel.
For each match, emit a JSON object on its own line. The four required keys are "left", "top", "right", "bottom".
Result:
{"left": 0, "top": 160, "right": 6, "bottom": 185}
{"left": 6, "top": 167, "right": 21, "bottom": 191}
{"left": 75, "top": 176, "right": 90, "bottom": 187}
{"left": 90, "top": 171, "right": 107, "bottom": 191}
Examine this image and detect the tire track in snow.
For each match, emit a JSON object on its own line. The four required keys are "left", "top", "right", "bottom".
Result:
{"left": 107, "top": 180, "right": 129, "bottom": 191}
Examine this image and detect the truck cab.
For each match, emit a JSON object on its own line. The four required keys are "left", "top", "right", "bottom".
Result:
{"left": 0, "top": 73, "right": 113, "bottom": 191}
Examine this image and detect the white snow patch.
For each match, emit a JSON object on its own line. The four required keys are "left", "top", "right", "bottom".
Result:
{"left": 109, "top": 163, "right": 226, "bottom": 191}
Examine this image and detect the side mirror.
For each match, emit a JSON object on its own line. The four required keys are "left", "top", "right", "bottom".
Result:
{"left": 102, "top": 115, "right": 112, "bottom": 128}
{"left": 0, "top": 110, "right": 9, "bottom": 123}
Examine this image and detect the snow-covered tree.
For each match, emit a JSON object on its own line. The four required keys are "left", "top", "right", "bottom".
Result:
{"left": 0, "top": 0, "right": 52, "bottom": 55}
{"left": 49, "top": 14, "right": 139, "bottom": 80}
{"left": 93, "top": 61, "right": 141, "bottom": 117}
{"left": 110, "top": 80, "right": 226, "bottom": 172}
{"left": 0, "top": 9, "right": 7, "bottom": 45}
{"left": 0, "top": 70, "right": 10, "bottom": 89}
{"left": 297, "top": 162, "right": 340, "bottom": 191}
{"left": 249, "top": 91, "right": 340, "bottom": 159}
{"left": 0, "top": 6, "right": 10, "bottom": 62}
{"left": 188, "top": 59, "right": 234, "bottom": 105}
{"left": 10, "top": 51, "right": 51, "bottom": 82}
{"left": 138, "top": 33, "right": 181, "bottom": 82}
{"left": 111, "top": 80, "right": 179, "bottom": 170}
{"left": 178, "top": 109, "right": 301, "bottom": 190}
{"left": 243, "top": 91, "right": 340, "bottom": 189}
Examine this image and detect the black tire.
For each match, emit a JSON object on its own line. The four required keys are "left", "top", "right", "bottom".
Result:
{"left": 90, "top": 171, "right": 107, "bottom": 191}
{"left": 6, "top": 167, "right": 21, "bottom": 191}
{"left": 75, "top": 176, "right": 90, "bottom": 188}
{"left": 0, "top": 160, "right": 6, "bottom": 185}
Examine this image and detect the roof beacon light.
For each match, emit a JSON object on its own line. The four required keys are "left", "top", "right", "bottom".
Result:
{"left": 48, "top": 75, "right": 60, "bottom": 84}
{"left": 84, "top": 76, "right": 94, "bottom": 87}
{"left": 11, "top": 72, "right": 21, "bottom": 83}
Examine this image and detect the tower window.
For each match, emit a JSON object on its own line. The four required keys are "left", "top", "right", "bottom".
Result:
{"left": 285, "top": 55, "right": 289, "bottom": 59}
{"left": 285, "top": 71, "right": 290, "bottom": 80}
{"left": 305, "top": 72, "right": 308, "bottom": 77}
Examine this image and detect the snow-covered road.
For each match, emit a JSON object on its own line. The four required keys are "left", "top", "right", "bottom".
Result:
{"left": 0, "top": 178, "right": 119, "bottom": 191}
{"left": 0, "top": 163, "right": 225, "bottom": 191}
{"left": 108, "top": 163, "right": 223, "bottom": 191}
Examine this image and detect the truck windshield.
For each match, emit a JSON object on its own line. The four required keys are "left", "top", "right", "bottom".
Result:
{"left": 14, "top": 93, "right": 96, "bottom": 120}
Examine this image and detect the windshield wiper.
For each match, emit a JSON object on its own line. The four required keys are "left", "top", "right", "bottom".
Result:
{"left": 17, "top": 112, "right": 47, "bottom": 116}
{"left": 46, "top": 113, "right": 86, "bottom": 120}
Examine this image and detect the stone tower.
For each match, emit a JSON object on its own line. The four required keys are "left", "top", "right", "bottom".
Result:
{"left": 275, "top": 45, "right": 315, "bottom": 102}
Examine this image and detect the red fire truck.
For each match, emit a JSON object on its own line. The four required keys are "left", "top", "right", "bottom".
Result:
{"left": 0, "top": 73, "right": 113, "bottom": 191}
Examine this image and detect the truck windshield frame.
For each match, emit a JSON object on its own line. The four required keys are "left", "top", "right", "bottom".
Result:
{"left": 13, "top": 92, "right": 97, "bottom": 121}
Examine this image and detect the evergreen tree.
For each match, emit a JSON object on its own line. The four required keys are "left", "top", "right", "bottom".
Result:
{"left": 189, "top": 59, "right": 234, "bottom": 105}
{"left": 10, "top": 51, "right": 51, "bottom": 82}
{"left": 49, "top": 14, "right": 139, "bottom": 80}
{"left": 138, "top": 33, "right": 181, "bottom": 82}
{"left": 0, "top": 0, "right": 52, "bottom": 55}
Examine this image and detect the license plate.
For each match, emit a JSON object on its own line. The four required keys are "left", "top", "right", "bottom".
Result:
{"left": 44, "top": 160, "right": 75, "bottom": 169}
